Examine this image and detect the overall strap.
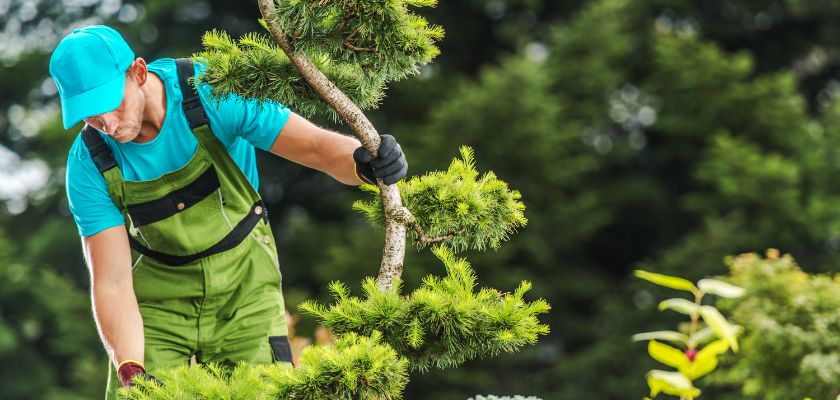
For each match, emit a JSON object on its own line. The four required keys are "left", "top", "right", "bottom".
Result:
{"left": 81, "top": 124, "right": 125, "bottom": 205}
{"left": 81, "top": 124, "right": 117, "bottom": 174}
{"left": 175, "top": 58, "right": 209, "bottom": 129}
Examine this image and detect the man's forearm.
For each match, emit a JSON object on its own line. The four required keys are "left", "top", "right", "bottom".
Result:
{"left": 269, "top": 113, "right": 365, "bottom": 185}
{"left": 318, "top": 131, "right": 366, "bottom": 185}
{"left": 92, "top": 283, "right": 145, "bottom": 368}
{"left": 83, "top": 226, "right": 145, "bottom": 369}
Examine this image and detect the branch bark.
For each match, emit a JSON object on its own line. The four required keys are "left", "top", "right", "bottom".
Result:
{"left": 393, "top": 207, "right": 464, "bottom": 244}
{"left": 258, "top": 0, "right": 407, "bottom": 292}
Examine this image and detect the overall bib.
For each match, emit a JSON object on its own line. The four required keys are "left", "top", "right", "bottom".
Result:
{"left": 81, "top": 59, "right": 292, "bottom": 399}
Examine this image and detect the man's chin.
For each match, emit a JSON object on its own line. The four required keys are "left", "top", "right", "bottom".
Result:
{"left": 112, "top": 132, "right": 139, "bottom": 143}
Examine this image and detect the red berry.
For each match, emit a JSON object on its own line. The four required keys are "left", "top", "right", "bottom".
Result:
{"left": 685, "top": 348, "right": 698, "bottom": 362}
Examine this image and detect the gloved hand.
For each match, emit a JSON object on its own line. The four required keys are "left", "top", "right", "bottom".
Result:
{"left": 353, "top": 134, "right": 408, "bottom": 185}
{"left": 117, "top": 360, "right": 162, "bottom": 388}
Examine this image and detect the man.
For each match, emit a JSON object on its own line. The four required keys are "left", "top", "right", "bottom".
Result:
{"left": 50, "top": 25, "right": 406, "bottom": 398}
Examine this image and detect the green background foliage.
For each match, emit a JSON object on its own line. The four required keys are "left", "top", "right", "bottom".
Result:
{"left": 4, "top": 0, "right": 840, "bottom": 398}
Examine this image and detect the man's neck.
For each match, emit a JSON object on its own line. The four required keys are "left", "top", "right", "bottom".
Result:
{"left": 134, "top": 72, "right": 166, "bottom": 143}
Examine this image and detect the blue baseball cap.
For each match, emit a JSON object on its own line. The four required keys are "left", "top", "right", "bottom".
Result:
{"left": 49, "top": 25, "right": 135, "bottom": 129}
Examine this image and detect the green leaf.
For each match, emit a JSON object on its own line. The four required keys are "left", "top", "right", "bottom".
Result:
{"left": 648, "top": 340, "right": 689, "bottom": 369}
{"left": 680, "top": 351, "right": 718, "bottom": 380}
{"left": 635, "top": 270, "right": 698, "bottom": 293}
{"left": 646, "top": 370, "right": 701, "bottom": 398}
{"left": 693, "top": 327, "right": 715, "bottom": 345}
{"left": 699, "top": 305, "right": 739, "bottom": 352}
{"left": 632, "top": 331, "right": 689, "bottom": 345}
{"left": 698, "top": 279, "right": 745, "bottom": 298}
{"left": 679, "top": 340, "right": 729, "bottom": 379}
{"left": 701, "top": 339, "right": 730, "bottom": 356}
{"left": 658, "top": 298, "right": 700, "bottom": 316}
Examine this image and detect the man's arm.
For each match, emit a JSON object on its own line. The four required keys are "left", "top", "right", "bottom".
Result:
{"left": 81, "top": 225, "right": 145, "bottom": 369}
{"left": 268, "top": 113, "right": 366, "bottom": 185}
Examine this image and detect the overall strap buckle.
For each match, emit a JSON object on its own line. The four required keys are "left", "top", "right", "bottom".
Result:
{"left": 175, "top": 58, "right": 209, "bottom": 129}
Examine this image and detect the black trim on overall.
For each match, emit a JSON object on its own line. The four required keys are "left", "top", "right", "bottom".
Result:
{"left": 126, "top": 166, "right": 222, "bottom": 228}
{"left": 129, "top": 200, "right": 269, "bottom": 266}
{"left": 81, "top": 124, "right": 117, "bottom": 174}
{"left": 175, "top": 57, "right": 209, "bottom": 129}
{"left": 81, "top": 58, "right": 267, "bottom": 266}
{"left": 269, "top": 336, "right": 293, "bottom": 363}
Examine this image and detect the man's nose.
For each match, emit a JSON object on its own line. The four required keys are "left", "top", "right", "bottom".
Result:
{"left": 101, "top": 116, "right": 119, "bottom": 134}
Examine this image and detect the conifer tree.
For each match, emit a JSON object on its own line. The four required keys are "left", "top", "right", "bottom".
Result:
{"left": 195, "top": 0, "right": 534, "bottom": 289}
{"left": 122, "top": 0, "right": 548, "bottom": 398}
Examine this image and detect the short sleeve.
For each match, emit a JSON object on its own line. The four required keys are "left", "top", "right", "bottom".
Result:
{"left": 195, "top": 63, "right": 291, "bottom": 151}
{"left": 66, "top": 136, "right": 125, "bottom": 237}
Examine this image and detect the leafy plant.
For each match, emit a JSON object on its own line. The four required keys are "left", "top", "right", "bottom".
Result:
{"left": 709, "top": 250, "right": 840, "bottom": 400}
{"left": 633, "top": 270, "right": 744, "bottom": 399}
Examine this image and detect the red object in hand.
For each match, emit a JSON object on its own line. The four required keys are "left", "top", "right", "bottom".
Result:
{"left": 117, "top": 360, "right": 147, "bottom": 387}
{"left": 685, "top": 348, "right": 698, "bottom": 362}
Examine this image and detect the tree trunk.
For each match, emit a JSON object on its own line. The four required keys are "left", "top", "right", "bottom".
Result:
{"left": 258, "top": 0, "right": 406, "bottom": 291}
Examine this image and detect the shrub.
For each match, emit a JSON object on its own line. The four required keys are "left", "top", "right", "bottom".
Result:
{"left": 710, "top": 250, "right": 840, "bottom": 400}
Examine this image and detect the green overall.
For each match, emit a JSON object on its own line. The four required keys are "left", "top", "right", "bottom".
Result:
{"left": 81, "top": 59, "right": 291, "bottom": 399}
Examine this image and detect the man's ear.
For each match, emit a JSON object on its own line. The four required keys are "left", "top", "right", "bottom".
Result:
{"left": 127, "top": 57, "right": 148, "bottom": 86}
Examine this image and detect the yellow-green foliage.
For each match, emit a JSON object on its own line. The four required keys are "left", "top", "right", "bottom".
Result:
{"left": 353, "top": 146, "right": 527, "bottom": 252}
{"left": 272, "top": 0, "right": 443, "bottom": 80}
{"left": 633, "top": 270, "right": 744, "bottom": 399}
{"left": 710, "top": 252, "right": 840, "bottom": 400}
{"left": 195, "top": 30, "right": 385, "bottom": 120}
{"left": 299, "top": 246, "right": 550, "bottom": 371}
{"left": 194, "top": 0, "right": 443, "bottom": 121}
{"left": 118, "top": 332, "right": 408, "bottom": 400}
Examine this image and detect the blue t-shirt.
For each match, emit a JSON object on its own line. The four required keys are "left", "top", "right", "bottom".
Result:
{"left": 65, "top": 58, "right": 291, "bottom": 237}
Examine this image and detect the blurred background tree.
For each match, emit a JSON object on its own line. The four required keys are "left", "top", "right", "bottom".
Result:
{"left": 4, "top": 0, "right": 840, "bottom": 398}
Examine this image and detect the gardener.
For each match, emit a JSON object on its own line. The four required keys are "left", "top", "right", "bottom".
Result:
{"left": 50, "top": 25, "right": 407, "bottom": 398}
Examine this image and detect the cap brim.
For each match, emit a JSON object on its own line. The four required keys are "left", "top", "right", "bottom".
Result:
{"left": 61, "top": 73, "right": 126, "bottom": 129}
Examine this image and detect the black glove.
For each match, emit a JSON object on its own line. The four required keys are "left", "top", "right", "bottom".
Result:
{"left": 353, "top": 134, "right": 408, "bottom": 185}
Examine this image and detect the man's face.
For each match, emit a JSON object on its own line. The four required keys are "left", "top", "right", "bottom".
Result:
{"left": 83, "top": 71, "right": 145, "bottom": 143}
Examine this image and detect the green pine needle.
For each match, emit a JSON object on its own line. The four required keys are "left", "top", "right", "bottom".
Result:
{"left": 354, "top": 146, "right": 528, "bottom": 252}
{"left": 193, "top": 0, "right": 443, "bottom": 121}
{"left": 194, "top": 30, "right": 385, "bottom": 121}
{"left": 118, "top": 332, "right": 408, "bottom": 400}
{"left": 300, "top": 246, "right": 551, "bottom": 371}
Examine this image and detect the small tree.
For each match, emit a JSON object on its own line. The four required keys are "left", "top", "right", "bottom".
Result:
{"left": 122, "top": 0, "right": 548, "bottom": 398}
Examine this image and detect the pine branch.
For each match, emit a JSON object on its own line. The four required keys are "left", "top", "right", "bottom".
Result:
{"left": 354, "top": 146, "right": 528, "bottom": 252}
{"left": 118, "top": 332, "right": 408, "bottom": 399}
{"left": 195, "top": 30, "right": 385, "bottom": 121}
{"left": 299, "top": 246, "right": 550, "bottom": 371}
{"left": 198, "top": 0, "right": 445, "bottom": 291}
{"left": 393, "top": 206, "right": 467, "bottom": 244}
{"left": 268, "top": 0, "right": 443, "bottom": 80}
{"left": 257, "top": 0, "right": 411, "bottom": 292}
